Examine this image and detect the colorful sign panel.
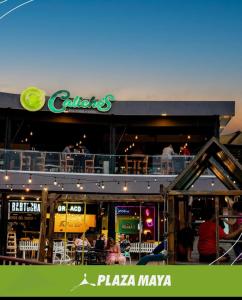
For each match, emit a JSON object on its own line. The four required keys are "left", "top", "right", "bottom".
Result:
{"left": 54, "top": 214, "right": 96, "bottom": 233}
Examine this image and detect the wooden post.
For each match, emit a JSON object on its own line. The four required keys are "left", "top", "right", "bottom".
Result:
{"left": 38, "top": 189, "right": 48, "bottom": 262}
{"left": 0, "top": 193, "right": 9, "bottom": 256}
{"left": 215, "top": 196, "right": 220, "bottom": 264}
{"left": 168, "top": 195, "right": 175, "bottom": 264}
{"left": 47, "top": 196, "right": 56, "bottom": 263}
{"left": 178, "top": 200, "right": 185, "bottom": 229}
{"left": 81, "top": 202, "right": 87, "bottom": 265}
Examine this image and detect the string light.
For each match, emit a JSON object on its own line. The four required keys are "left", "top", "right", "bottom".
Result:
{"left": 4, "top": 171, "right": 9, "bottom": 181}
{"left": 28, "top": 175, "right": 32, "bottom": 184}
{"left": 123, "top": 182, "right": 128, "bottom": 192}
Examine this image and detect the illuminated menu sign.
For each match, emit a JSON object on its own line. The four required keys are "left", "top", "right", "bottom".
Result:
{"left": 57, "top": 204, "right": 83, "bottom": 213}
{"left": 9, "top": 201, "right": 41, "bottom": 213}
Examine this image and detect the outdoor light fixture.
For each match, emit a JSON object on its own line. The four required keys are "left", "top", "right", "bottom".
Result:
{"left": 211, "top": 181, "right": 215, "bottom": 187}
{"left": 54, "top": 178, "right": 57, "bottom": 186}
{"left": 123, "top": 182, "right": 128, "bottom": 192}
{"left": 61, "top": 184, "right": 64, "bottom": 191}
{"left": 76, "top": 181, "right": 80, "bottom": 188}
{"left": 101, "top": 182, "right": 105, "bottom": 190}
{"left": 30, "top": 132, "right": 33, "bottom": 136}
{"left": 147, "top": 182, "right": 151, "bottom": 190}
{"left": 28, "top": 175, "right": 32, "bottom": 184}
{"left": 83, "top": 134, "right": 86, "bottom": 139}
{"left": 43, "top": 185, "right": 48, "bottom": 191}
{"left": 80, "top": 185, "right": 84, "bottom": 191}
{"left": 21, "top": 196, "right": 25, "bottom": 200}
{"left": 135, "top": 135, "right": 138, "bottom": 140}
{"left": 4, "top": 171, "right": 9, "bottom": 181}
{"left": 25, "top": 187, "right": 30, "bottom": 192}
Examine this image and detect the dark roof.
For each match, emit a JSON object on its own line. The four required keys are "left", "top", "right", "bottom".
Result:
{"left": 166, "top": 137, "right": 242, "bottom": 191}
{"left": 0, "top": 91, "right": 235, "bottom": 118}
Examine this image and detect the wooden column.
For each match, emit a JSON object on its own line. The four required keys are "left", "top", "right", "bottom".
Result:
{"left": 168, "top": 195, "right": 175, "bottom": 264}
{"left": 0, "top": 193, "right": 9, "bottom": 256}
{"left": 178, "top": 200, "right": 185, "bottom": 229}
{"left": 38, "top": 189, "right": 48, "bottom": 262}
{"left": 215, "top": 196, "right": 220, "bottom": 264}
{"left": 47, "top": 196, "right": 56, "bottom": 263}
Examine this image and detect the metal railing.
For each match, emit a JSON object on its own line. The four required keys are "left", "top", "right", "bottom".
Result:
{"left": 0, "top": 148, "right": 202, "bottom": 175}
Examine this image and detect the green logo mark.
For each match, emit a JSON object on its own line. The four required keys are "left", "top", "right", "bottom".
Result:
{"left": 20, "top": 87, "right": 46, "bottom": 112}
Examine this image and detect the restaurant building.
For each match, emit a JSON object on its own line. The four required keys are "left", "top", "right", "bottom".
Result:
{"left": 0, "top": 87, "right": 235, "bottom": 257}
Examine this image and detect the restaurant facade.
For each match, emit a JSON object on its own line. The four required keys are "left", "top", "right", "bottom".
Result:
{"left": 0, "top": 87, "right": 235, "bottom": 258}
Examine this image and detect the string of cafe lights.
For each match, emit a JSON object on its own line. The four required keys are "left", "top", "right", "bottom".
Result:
{"left": 1, "top": 170, "right": 163, "bottom": 193}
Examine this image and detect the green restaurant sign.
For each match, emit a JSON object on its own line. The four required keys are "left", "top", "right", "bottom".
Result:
{"left": 20, "top": 87, "right": 115, "bottom": 113}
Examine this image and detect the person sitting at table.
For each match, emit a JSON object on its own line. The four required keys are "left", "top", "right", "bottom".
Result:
{"left": 136, "top": 239, "right": 167, "bottom": 265}
{"left": 74, "top": 234, "right": 91, "bottom": 263}
{"left": 106, "top": 237, "right": 126, "bottom": 265}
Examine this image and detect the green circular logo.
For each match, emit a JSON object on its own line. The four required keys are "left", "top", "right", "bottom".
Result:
{"left": 20, "top": 87, "right": 46, "bottom": 112}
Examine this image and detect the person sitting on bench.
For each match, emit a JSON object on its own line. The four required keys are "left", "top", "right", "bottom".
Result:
{"left": 136, "top": 239, "right": 167, "bottom": 265}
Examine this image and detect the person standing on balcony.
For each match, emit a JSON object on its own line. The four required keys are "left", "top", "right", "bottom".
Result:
{"left": 162, "top": 144, "right": 175, "bottom": 160}
{"left": 62, "top": 144, "right": 74, "bottom": 153}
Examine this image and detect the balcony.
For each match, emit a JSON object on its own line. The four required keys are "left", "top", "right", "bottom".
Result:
{"left": 0, "top": 149, "right": 196, "bottom": 176}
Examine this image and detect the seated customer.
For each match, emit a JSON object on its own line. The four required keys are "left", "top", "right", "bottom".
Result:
{"left": 119, "top": 234, "right": 131, "bottom": 254}
{"left": 198, "top": 208, "right": 242, "bottom": 263}
{"left": 106, "top": 237, "right": 126, "bottom": 265}
{"left": 136, "top": 240, "right": 167, "bottom": 265}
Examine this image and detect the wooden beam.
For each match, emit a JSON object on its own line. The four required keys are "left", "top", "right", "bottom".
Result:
{"left": 38, "top": 189, "right": 48, "bottom": 262}
{"left": 168, "top": 190, "right": 242, "bottom": 196}
{"left": 58, "top": 194, "right": 162, "bottom": 202}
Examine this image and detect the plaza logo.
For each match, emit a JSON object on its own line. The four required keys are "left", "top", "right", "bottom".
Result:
{"left": 71, "top": 273, "right": 171, "bottom": 291}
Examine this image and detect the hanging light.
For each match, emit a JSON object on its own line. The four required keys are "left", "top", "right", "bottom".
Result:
{"left": 28, "top": 175, "right": 32, "bottom": 184}
{"left": 43, "top": 185, "right": 48, "bottom": 191}
{"left": 25, "top": 187, "right": 30, "bottom": 192}
{"left": 4, "top": 171, "right": 9, "bottom": 181}
{"left": 10, "top": 185, "right": 13, "bottom": 191}
{"left": 80, "top": 184, "right": 84, "bottom": 191}
{"left": 123, "top": 182, "right": 128, "bottom": 192}
{"left": 135, "top": 135, "right": 138, "bottom": 140}
{"left": 76, "top": 181, "right": 81, "bottom": 188}
{"left": 132, "top": 143, "right": 135, "bottom": 147}
{"left": 61, "top": 184, "right": 64, "bottom": 191}
{"left": 211, "top": 180, "right": 215, "bottom": 187}
{"left": 30, "top": 131, "right": 33, "bottom": 136}
{"left": 147, "top": 182, "right": 151, "bottom": 190}
{"left": 21, "top": 196, "right": 25, "bottom": 200}
{"left": 101, "top": 182, "right": 105, "bottom": 190}
{"left": 83, "top": 134, "right": 86, "bottom": 139}
{"left": 53, "top": 178, "right": 58, "bottom": 186}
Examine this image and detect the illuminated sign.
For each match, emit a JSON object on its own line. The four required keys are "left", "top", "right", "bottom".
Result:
{"left": 20, "top": 87, "right": 115, "bottom": 113}
{"left": 57, "top": 204, "right": 83, "bottom": 213}
{"left": 9, "top": 201, "right": 41, "bottom": 213}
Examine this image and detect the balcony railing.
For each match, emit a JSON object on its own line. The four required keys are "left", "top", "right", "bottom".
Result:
{"left": 0, "top": 149, "right": 197, "bottom": 176}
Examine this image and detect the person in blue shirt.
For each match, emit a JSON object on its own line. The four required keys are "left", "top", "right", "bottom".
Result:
{"left": 136, "top": 239, "right": 167, "bottom": 265}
